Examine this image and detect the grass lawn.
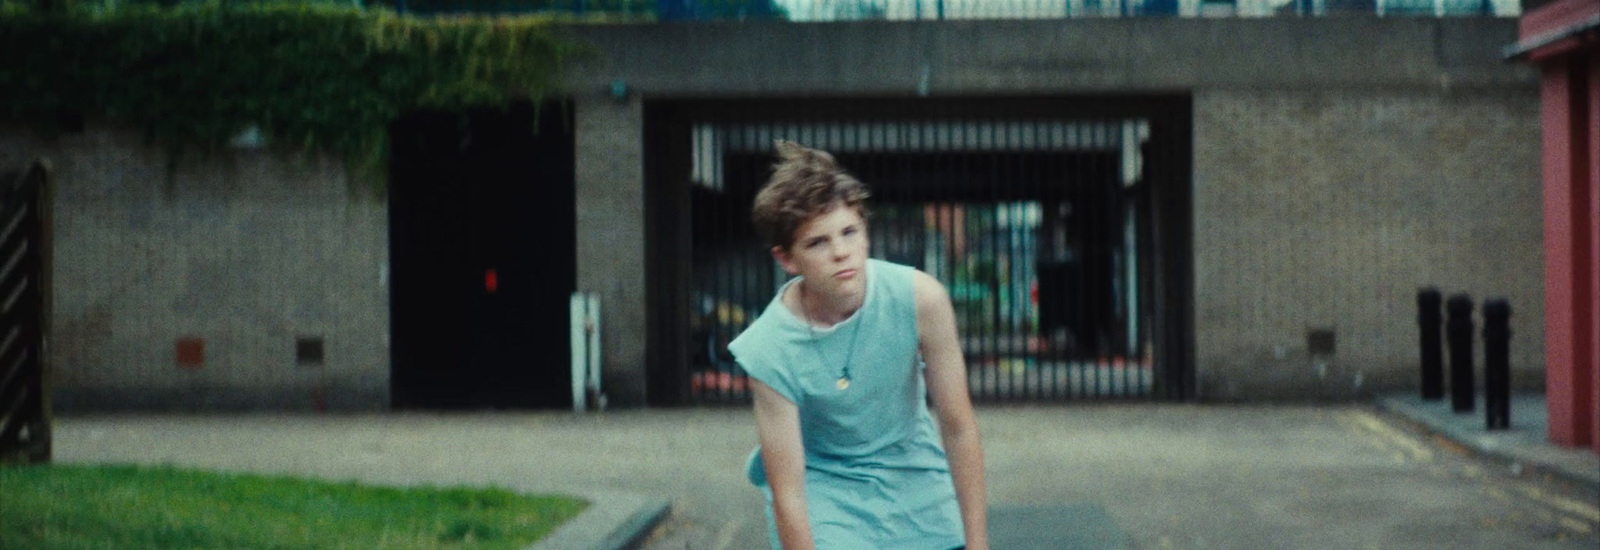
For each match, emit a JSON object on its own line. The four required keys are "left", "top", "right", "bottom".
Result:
{"left": 0, "top": 463, "right": 588, "bottom": 549}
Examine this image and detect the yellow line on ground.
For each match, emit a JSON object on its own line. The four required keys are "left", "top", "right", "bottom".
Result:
{"left": 712, "top": 516, "right": 748, "bottom": 550}
{"left": 1344, "top": 411, "right": 1435, "bottom": 462}
{"left": 1559, "top": 516, "right": 1594, "bottom": 534}
{"left": 1515, "top": 486, "right": 1600, "bottom": 522}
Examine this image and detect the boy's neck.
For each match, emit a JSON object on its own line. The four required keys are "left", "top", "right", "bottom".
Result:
{"left": 793, "top": 280, "right": 864, "bottom": 328}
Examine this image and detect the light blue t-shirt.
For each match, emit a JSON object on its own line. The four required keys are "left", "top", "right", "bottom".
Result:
{"left": 730, "top": 259, "right": 965, "bottom": 550}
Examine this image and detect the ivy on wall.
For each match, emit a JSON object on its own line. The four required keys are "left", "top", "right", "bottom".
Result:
{"left": 0, "top": 2, "right": 584, "bottom": 182}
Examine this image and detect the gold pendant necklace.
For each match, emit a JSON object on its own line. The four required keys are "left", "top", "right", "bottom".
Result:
{"left": 800, "top": 282, "right": 862, "bottom": 391}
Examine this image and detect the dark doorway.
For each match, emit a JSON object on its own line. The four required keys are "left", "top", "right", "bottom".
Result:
{"left": 389, "top": 102, "right": 575, "bottom": 410}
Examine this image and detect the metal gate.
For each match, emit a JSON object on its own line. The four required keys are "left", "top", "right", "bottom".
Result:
{"left": 645, "top": 98, "right": 1193, "bottom": 405}
{"left": 0, "top": 160, "right": 50, "bottom": 462}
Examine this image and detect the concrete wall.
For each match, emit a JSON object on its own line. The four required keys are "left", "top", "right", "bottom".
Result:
{"left": 563, "top": 18, "right": 1528, "bottom": 96}
{"left": 574, "top": 98, "right": 650, "bottom": 406}
{"left": 1, "top": 126, "right": 389, "bottom": 411}
{"left": 563, "top": 17, "right": 1542, "bottom": 401}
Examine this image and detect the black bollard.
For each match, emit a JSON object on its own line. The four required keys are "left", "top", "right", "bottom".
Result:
{"left": 1483, "top": 299, "right": 1512, "bottom": 430}
{"left": 1446, "top": 294, "right": 1476, "bottom": 413}
{"left": 1418, "top": 288, "right": 1444, "bottom": 400}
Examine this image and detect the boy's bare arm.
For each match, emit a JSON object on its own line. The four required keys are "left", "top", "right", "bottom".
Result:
{"left": 752, "top": 380, "right": 816, "bottom": 550}
{"left": 915, "top": 271, "right": 991, "bottom": 550}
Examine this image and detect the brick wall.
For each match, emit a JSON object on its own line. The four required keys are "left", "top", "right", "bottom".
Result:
{"left": 1193, "top": 89, "right": 1544, "bottom": 400}
{"left": 1, "top": 126, "right": 389, "bottom": 411}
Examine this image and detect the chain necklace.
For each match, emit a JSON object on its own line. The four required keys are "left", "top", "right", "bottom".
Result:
{"left": 798, "top": 281, "right": 863, "bottom": 391}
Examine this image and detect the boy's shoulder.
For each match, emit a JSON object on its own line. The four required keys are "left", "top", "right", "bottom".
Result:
{"left": 728, "top": 292, "right": 789, "bottom": 353}
{"left": 868, "top": 258, "right": 919, "bottom": 280}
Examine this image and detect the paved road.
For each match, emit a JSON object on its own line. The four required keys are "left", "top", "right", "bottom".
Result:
{"left": 53, "top": 405, "right": 1600, "bottom": 549}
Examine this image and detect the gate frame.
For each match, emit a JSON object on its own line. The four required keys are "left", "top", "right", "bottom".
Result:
{"left": 643, "top": 95, "right": 1194, "bottom": 405}
{"left": 0, "top": 159, "right": 53, "bottom": 463}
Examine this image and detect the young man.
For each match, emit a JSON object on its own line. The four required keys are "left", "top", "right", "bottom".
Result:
{"left": 732, "top": 141, "right": 989, "bottom": 550}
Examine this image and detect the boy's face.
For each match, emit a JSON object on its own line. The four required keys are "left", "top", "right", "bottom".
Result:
{"left": 772, "top": 203, "right": 869, "bottom": 297}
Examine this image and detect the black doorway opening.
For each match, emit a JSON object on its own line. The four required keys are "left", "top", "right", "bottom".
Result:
{"left": 389, "top": 102, "right": 575, "bottom": 410}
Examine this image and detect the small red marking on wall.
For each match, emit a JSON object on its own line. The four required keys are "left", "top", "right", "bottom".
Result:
{"left": 485, "top": 269, "right": 498, "bottom": 294}
{"left": 176, "top": 338, "right": 204, "bottom": 369}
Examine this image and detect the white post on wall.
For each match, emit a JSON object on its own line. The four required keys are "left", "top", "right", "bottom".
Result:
{"left": 570, "top": 292, "right": 604, "bottom": 412}
{"left": 586, "top": 293, "right": 603, "bottom": 410}
{"left": 570, "top": 293, "right": 587, "bottom": 412}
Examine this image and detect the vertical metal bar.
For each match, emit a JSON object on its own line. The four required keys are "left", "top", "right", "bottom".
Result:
{"left": 1146, "top": 116, "right": 1157, "bottom": 400}
{"left": 698, "top": 122, "right": 711, "bottom": 405}
{"left": 1136, "top": 117, "right": 1149, "bottom": 400}
{"left": 746, "top": 122, "right": 761, "bottom": 405}
{"left": 1004, "top": 122, "right": 1030, "bottom": 398}
{"left": 1002, "top": 122, "right": 1019, "bottom": 400}
{"left": 689, "top": 123, "right": 704, "bottom": 404}
{"left": 965, "top": 118, "right": 991, "bottom": 402}
{"left": 1081, "top": 119, "right": 1092, "bottom": 399}
{"left": 1030, "top": 118, "right": 1043, "bottom": 399}
{"left": 720, "top": 122, "right": 733, "bottom": 405}
{"left": 1028, "top": 119, "right": 1042, "bottom": 401}
{"left": 972, "top": 118, "right": 985, "bottom": 399}
{"left": 988, "top": 118, "right": 1009, "bottom": 402}
{"left": 1122, "top": 194, "right": 1133, "bottom": 399}
{"left": 721, "top": 121, "right": 736, "bottom": 404}
{"left": 726, "top": 122, "right": 744, "bottom": 404}
{"left": 711, "top": 122, "right": 726, "bottom": 404}
{"left": 1081, "top": 119, "right": 1093, "bottom": 400}
{"left": 1093, "top": 119, "right": 1106, "bottom": 399}
{"left": 1061, "top": 118, "right": 1071, "bottom": 401}
{"left": 733, "top": 123, "right": 748, "bottom": 404}
{"left": 1135, "top": 119, "right": 1145, "bottom": 400}
{"left": 1147, "top": 112, "right": 1163, "bottom": 400}
{"left": 1103, "top": 118, "right": 1115, "bottom": 398}
{"left": 1090, "top": 119, "right": 1103, "bottom": 399}
{"left": 707, "top": 122, "right": 720, "bottom": 406}
{"left": 1066, "top": 120, "right": 1080, "bottom": 400}
{"left": 1134, "top": 116, "right": 1147, "bottom": 400}
{"left": 1115, "top": 119, "right": 1128, "bottom": 399}
{"left": 1038, "top": 118, "right": 1054, "bottom": 401}
{"left": 1056, "top": 120, "right": 1069, "bottom": 399}
{"left": 1011, "top": 125, "right": 1026, "bottom": 401}
{"left": 1060, "top": 118, "right": 1071, "bottom": 401}
{"left": 1007, "top": 123, "right": 1026, "bottom": 401}
{"left": 1026, "top": 120, "right": 1041, "bottom": 401}
{"left": 704, "top": 121, "right": 716, "bottom": 404}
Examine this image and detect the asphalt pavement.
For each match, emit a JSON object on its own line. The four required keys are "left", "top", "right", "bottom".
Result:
{"left": 50, "top": 404, "right": 1600, "bottom": 549}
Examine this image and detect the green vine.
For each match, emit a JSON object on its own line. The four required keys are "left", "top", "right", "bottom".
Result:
{"left": 0, "top": 2, "right": 586, "bottom": 186}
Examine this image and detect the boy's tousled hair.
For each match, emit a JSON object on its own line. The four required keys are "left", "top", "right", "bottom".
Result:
{"left": 751, "top": 141, "right": 871, "bottom": 249}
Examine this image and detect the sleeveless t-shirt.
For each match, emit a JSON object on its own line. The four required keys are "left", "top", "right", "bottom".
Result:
{"left": 730, "top": 259, "right": 964, "bottom": 549}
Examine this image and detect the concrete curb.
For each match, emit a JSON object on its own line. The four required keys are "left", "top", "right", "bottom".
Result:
{"left": 528, "top": 490, "right": 671, "bottom": 550}
{"left": 1377, "top": 394, "right": 1600, "bottom": 491}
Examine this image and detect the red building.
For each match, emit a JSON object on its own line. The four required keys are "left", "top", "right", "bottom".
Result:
{"left": 1509, "top": 0, "right": 1600, "bottom": 455}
